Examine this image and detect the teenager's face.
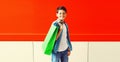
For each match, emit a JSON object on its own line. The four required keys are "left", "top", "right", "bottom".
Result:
{"left": 56, "top": 10, "right": 67, "bottom": 21}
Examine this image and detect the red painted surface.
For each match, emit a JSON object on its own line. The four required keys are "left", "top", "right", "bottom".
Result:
{"left": 0, "top": 0, "right": 120, "bottom": 41}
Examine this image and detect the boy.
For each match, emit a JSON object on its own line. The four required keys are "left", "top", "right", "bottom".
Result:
{"left": 51, "top": 6, "right": 72, "bottom": 62}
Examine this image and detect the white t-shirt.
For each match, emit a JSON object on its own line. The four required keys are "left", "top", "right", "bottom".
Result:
{"left": 58, "top": 23, "right": 68, "bottom": 52}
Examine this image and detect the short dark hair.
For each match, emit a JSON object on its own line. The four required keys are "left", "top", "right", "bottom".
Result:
{"left": 56, "top": 6, "right": 67, "bottom": 13}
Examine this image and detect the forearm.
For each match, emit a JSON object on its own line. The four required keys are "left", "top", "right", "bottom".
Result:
{"left": 56, "top": 23, "right": 63, "bottom": 40}
{"left": 56, "top": 28, "right": 62, "bottom": 40}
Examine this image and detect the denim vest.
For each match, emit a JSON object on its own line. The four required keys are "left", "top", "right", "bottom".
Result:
{"left": 52, "top": 21, "right": 72, "bottom": 53}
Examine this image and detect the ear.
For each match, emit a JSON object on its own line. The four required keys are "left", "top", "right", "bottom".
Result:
{"left": 56, "top": 13, "right": 58, "bottom": 17}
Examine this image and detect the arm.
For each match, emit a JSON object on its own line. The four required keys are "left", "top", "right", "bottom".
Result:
{"left": 56, "top": 23, "right": 63, "bottom": 40}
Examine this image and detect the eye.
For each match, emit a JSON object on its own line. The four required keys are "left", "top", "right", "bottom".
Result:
{"left": 63, "top": 13, "right": 65, "bottom": 15}
{"left": 59, "top": 13, "right": 64, "bottom": 15}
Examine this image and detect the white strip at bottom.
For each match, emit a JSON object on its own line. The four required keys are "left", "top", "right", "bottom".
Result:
{"left": 0, "top": 41, "right": 120, "bottom": 62}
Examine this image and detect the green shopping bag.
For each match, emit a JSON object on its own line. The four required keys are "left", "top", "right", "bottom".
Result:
{"left": 42, "top": 24, "right": 59, "bottom": 55}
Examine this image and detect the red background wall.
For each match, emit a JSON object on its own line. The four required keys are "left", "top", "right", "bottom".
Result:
{"left": 0, "top": 0, "right": 120, "bottom": 41}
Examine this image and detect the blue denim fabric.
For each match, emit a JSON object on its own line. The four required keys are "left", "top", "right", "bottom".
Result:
{"left": 52, "top": 48, "right": 68, "bottom": 62}
{"left": 52, "top": 21, "right": 72, "bottom": 53}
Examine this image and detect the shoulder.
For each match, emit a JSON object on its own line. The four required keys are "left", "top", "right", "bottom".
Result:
{"left": 64, "top": 22, "right": 68, "bottom": 28}
{"left": 52, "top": 20, "right": 60, "bottom": 28}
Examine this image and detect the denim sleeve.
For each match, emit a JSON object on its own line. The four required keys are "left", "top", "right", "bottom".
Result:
{"left": 52, "top": 21, "right": 60, "bottom": 29}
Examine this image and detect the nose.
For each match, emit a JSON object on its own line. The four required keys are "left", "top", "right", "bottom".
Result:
{"left": 61, "top": 13, "right": 65, "bottom": 17}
